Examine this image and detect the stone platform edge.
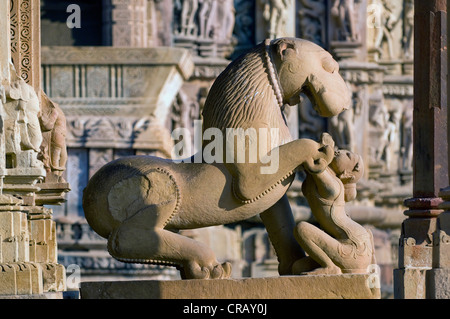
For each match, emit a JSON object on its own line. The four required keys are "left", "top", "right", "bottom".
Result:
{"left": 80, "top": 274, "right": 381, "bottom": 299}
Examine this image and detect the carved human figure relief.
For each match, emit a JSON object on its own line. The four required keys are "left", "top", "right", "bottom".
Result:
{"left": 377, "top": 112, "right": 396, "bottom": 170}
{"left": 402, "top": 0, "right": 414, "bottom": 59}
{"left": 293, "top": 142, "right": 376, "bottom": 275}
{"left": 369, "top": 0, "right": 399, "bottom": 60}
{"left": 368, "top": 96, "right": 401, "bottom": 171}
{"left": 153, "top": 0, "right": 174, "bottom": 46}
{"left": 400, "top": 100, "right": 413, "bottom": 171}
{"left": 171, "top": 88, "right": 201, "bottom": 157}
{"left": 215, "top": 0, "right": 235, "bottom": 43}
{"left": 177, "top": 0, "right": 199, "bottom": 37}
{"left": 198, "top": 0, "right": 217, "bottom": 39}
{"left": 330, "top": 0, "right": 359, "bottom": 42}
{"left": 260, "top": 0, "right": 291, "bottom": 39}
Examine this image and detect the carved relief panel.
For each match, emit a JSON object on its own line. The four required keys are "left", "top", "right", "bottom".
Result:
{"left": 255, "top": 0, "right": 296, "bottom": 42}
{"left": 367, "top": 0, "right": 405, "bottom": 65}
{"left": 172, "top": 0, "right": 236, "bottom": 57}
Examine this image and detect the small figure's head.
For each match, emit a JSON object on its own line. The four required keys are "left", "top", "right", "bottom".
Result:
{"left": 330, "top": 149, "right": 364, "bottom": 202}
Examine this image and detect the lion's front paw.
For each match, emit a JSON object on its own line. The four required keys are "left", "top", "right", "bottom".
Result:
{"left": 304, "top": 133, "right": 335, "bottom": 174}
{"left": 305, "top": 145, "right": 334, "bottom": 174}
{"left": 183, "top": 261, "right": 232, "bottom": 280}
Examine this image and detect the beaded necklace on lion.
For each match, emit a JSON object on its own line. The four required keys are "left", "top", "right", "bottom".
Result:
{"left": 264, "top": 39, "right": 285, "bottom": 110}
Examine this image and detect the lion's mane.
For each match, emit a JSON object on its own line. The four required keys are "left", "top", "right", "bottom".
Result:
{"left": 201, "top": 41, "right": 292, "bottom": 147}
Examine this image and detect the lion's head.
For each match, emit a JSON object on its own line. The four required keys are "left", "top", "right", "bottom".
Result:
{"left": 202, "top": 37, "right": 350, "bottom": 147}
{"left": 269, "top": 38, "right": 350, "bottom": 117}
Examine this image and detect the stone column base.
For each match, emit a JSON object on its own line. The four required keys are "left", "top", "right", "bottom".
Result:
{"left": 426, "top": 268, "right": 450, "bottom": 299}
{"left": 394, "top": 268, "right": 428, "bottom": 299}
{"left": 0, "top": 262, "right": 65, "bottom": 296}
{"left": 80, "top": 275, "right": 381, "bottom": 299}
{"left": 41, "top": 263, "right": 66, "bottom": 293}
{"left": 0, "top": 262, "right": 42, "bottom": 295}
{"left": 394, "top": 268, "right": 450, "bottom": 299}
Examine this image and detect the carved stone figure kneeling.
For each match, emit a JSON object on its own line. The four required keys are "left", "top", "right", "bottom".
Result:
{"left": 293, "top": 143, "right": 376, "bottom": 275}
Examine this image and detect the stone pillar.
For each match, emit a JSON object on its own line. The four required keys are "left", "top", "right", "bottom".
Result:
{"left": 0, "top": 0, "right": 11, "bottom": 84}
{"left": 0, "top": 0, "right": 10, "bottom": 175}
{"left": 0, "top": 0, "right": 67, "bottom": 296}
{"left": 103, "top": 0, "right": 149, "bottom": 47}
{"left": 10, "top": 0, "right": 41, "bottom": 94}
{"left": 428, "top": 0, "right": 450, "bottom": 300}
{"left": 394, "top": 0, "right": 448, "bottom": 299}
{"left": 0, "top": 0, "right": 43, "bottom": 296}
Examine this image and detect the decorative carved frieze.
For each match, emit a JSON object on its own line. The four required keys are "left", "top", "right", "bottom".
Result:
{"left": 63, "top": 116, "right": 170, "bottom": 152}
{"left": 382, "top": 83, "right": 413, "bottom": 97}
{"left": 10, "top": 0, "right": 41, "bottom": 93}
{"left": 339, "top": 62, "right": 385, "bottom": 84}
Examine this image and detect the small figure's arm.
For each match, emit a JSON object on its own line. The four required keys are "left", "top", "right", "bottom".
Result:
{"left": 306, "top": 168, "right": 341, "bottom": 201}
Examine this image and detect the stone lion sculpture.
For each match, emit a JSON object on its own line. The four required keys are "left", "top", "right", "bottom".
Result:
{"left": 83, "top": 38, "right": 351, "bottom": 280}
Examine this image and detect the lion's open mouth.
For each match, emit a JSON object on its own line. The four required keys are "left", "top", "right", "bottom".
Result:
{"left": 301, "top": 79, "right": 349, "bottom": 117}
{"left": 301, "top": 84, "right": 320, "bottom": 113}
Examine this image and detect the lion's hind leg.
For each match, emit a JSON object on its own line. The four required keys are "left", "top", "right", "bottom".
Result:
{"left": 106, "top": 169, "right": 231, "bottom": 279}
{"left": 108, "top": 211, "right": 232, "bottom": 279}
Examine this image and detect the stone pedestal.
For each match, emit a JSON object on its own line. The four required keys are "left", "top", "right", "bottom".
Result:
{"left": 80, "top": 275, "right": 381, "bottom": 299}
{"left": 0, "top": 202, "right": 40, "bottom": 295}
{"left": 0, "top": 292, "right": 64, "bottom": 299}
{"left": 0, "top": 198, "right": 66, "bottom": 295}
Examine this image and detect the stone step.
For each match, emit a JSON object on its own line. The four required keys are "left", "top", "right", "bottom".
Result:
{"left": 80, "top": 274, "right": 381, "bottom": 299}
